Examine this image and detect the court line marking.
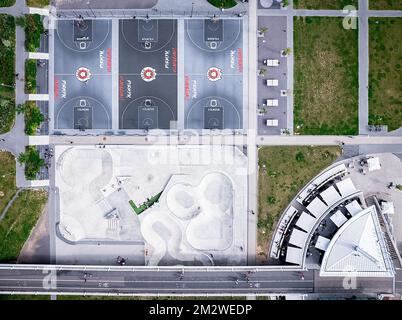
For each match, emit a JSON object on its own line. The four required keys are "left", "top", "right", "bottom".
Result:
{"left": 73, "top": 104, "right": 93, "bottom": 130}
{"left": 186, "top": 19, "right": 241, "bottom": 54}
{"left": 137, "top": 104, "right": 159, "bottom": 129}
{"left": 185, "top": 96, "right": 241, "bottom": 130}
{"left": 56, "top": 19, "right": 111, "bottom": 54}
{"left": 203, "top": 102, "right": 225, "bottom": 129}
{"left": 120, "top": 95, "right": 176, "bottom": 130}
{"left": 137, "top": 19, "right": 159, "bottom": 43}
{"left": 55, "top": 95, "right": 112, "bottom": 130}
{"left": 73, "top": 19, "right": 93, "bottom": 46}
{"left": 121, "top": 19, "right": 176, "bottom": 53}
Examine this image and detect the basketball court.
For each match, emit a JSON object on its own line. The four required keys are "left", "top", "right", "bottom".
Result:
{"left": 119, "top": 19, "right": 178, "bottom": 130}
{"left": 53, "top": 19, "right": 113, "bottom": 131}
{"left": 51, "top": 17, "right": 245, "bottom": 133}
{"left": 184, "top": 19, "right": 244, "bottom": 130}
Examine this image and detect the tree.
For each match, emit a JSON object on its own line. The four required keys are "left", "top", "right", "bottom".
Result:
{"left": 282, "top": 47, "right": 292, "bottom": 56}
{"left": 259, "top": 68, "right": 267, "bottom": 76}
{"left": 258, "top": 26, "right": 268, "bottom": 34}
{"left": 18, "top": 146, "right": 45, "bottom": 180}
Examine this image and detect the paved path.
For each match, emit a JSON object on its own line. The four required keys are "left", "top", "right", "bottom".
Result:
{"left": 247, "top": 0, "right": 258, "bottom": 267}
{"left": 359, "top": 0, "right": 369, "bottom": 134}
{"left": 49, "top": 134, "right": 402, "bottom": 146}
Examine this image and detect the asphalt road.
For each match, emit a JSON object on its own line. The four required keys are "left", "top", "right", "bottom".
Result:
{"left": 0, "top": 267, "right": 397, "bottom": 296}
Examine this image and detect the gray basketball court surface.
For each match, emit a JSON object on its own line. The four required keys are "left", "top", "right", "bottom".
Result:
{"left": 54, "top": 19, "right": 113, "bottom": 131}
{"left": 119, "top": 19, "right": 178, "bottom": 130}
{"left": 184, "top": 19, "right": 244, "bottom": 130}
{"left": 52, "top": 17, "right": 244, "bottom": 132}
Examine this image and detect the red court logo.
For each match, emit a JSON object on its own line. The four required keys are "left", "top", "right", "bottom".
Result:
{"left": 207, "top": 67, "right": 222, "bottom": 82}
{"left": 76, "top": 67, "right": 91, "bottom": 82}
{"left": 141, "top": 67, "right": 157, "bottom": 82}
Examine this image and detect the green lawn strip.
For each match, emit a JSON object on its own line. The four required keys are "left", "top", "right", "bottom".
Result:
{"left": 129, "top": 191, "right": 162, "bottom": 215}
{"left": 293, "top": 0, "right": 358, "bottom": 9}
{"left": 26, "top": 0, "right": 50, "bottom": 7}
{"left": 18, "top": 146, "right": 45, "bottom": 180}
{"left": 25, "top": 59, "right": 37, "bottom": 94}
{"left": 0, "top": 151, "right": 17, "bottom": 214}
{"left": 0, "top": 188, "right": 48, "bottom": 262}
{"left": 207, "top": 0, "right": 237, "bottom": 9}
{"left": 257, "top": 146, "right": 341, "bottom": 262}
{"left": 17, "top": 101, "right": 44, "bottom": 135}
{"left": 370, "top": 0, "right": 402, "bottom": 10}
{"left": 0, "top": 14, "right": 16, "bottom": 134}
{"left": 293, "top": 16, "right": 358, "bottom": 135}
{"left": 16, "top": 14, "right": 44, "bottom": 52}
{"left": 0, "top": 0, "right": 15, "bottom": 7}
{"left": 368, "top": 18, "right": 402, "bottom": 131}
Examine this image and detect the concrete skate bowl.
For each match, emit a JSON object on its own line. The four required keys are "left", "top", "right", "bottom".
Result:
{"left": 55, "top": 0, "right": 158, "bottom": 9}
{"left": 57, "top": 147, "right": 113, "bottom": 202}
{"left": 166, "top": 172, "right": 235, "bottom": 251}
{"left": 140, "top": 209, "right": 213, "bottom": 266}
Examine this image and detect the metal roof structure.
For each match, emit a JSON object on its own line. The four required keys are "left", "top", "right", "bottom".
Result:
{"left": 320, "top": 206, "right": 394, "bottom": 278}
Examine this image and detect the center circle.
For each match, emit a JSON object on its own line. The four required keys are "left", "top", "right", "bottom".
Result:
{"left": 141, "top": 67, "right": 157, "bottom": 82}
{"left": 76, "top": 67, "right": 91, "bottom": 82}
{"left": 207, "top": 67, "right": 222, "bottom": 82}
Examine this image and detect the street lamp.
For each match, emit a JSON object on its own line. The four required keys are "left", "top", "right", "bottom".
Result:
{"left": 86, "top": 1, "right": 96, "bottom": 18}
{"left": 190, "top": 2, "right": 195, "bottom": 18}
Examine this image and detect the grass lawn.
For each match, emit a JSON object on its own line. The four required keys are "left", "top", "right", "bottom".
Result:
{"left": 370, "top": 0, "right": 402, "bottom": 10}
{"left": 25, "top": 59, "right": 37, "bottom": 94}
{"left": 293, "top": 0, "right": 358, "bottom": 9}
{"left": 0, "top": 0, "right": 15, "bottom": 7}
{"left": 294, "top": 17, "right": 359, "bottom": 135}
{"left": 257, "top": 146, "right": 341, "bottom": 263}
{"left": 207, "top": 0, "right": 237, "bottom": 9}
{"left": 0, "top": 14, "right": 16, "bottom": 134}
{"left": 0, "top": 151, "right": 17, "bottom": 214}
{"left": 0, "top": 188, "right": 48, "bottom": 262}
{"left": 26, "top": 0, "right": 50, "bottom": 7}
{"left": 368, "top": 18, "right": 402, "bottom": 131}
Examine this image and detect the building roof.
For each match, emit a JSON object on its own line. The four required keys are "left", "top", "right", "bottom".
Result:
{"left": 336, "top": 178, "right": 357, "bottom": 198}
{"left": 315, "top": 236, "right": 331, "bottom": 251}
{"left": 289, "top": 228, "right": 308, "bottom": 249}
{"left": 320, "top": 206, "right": 394, "bottom": 278}
{"left": 320, "top": 185, "right": 342, "bottom": 207}
{"left": 286, "top": 246, "right": 304, "bottom": 266}
{"left": 330, "top": 210, "right": 348, "bottom": 228}
{"left": 296, "top": 212, "right": 317, "bottom": 233}
{"left": 306, "top": 197, "right": 328, "bottom": 218}
{"left": 346, "top": 200, "right": 362, "bottom": 216}
{"left": 367, "top": 157, "right": 381, "bottom": 172}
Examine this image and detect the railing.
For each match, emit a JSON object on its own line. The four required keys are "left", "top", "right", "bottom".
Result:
{"left": 55, "top": 9, "right": 248, "bottom": 19}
